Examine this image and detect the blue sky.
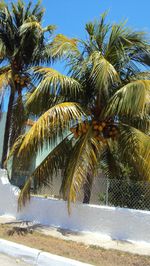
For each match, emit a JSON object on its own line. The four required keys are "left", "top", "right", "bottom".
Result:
{"left": 6, "top": 0, "right": 150, "bottom": 39}
{"left": 3, "top": 0, "right": 150, "bottom": 109}
{"left": 41, "top": 0, "right": 150, "bottom": 72}
{"left": 41, "top": 0, "right": 150, "bottom": 39}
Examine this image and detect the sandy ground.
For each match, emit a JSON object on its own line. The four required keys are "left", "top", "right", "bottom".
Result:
{"left": 37, "top": 225, "right": 150, "bottom": 257}
{"left": 0, "top": 218, "right": 150, "bottom": 266}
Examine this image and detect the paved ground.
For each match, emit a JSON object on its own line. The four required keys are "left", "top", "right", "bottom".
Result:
{"left": 0, "top": 216, "right": 16, "bottom": 223}
{"left": 0, "top": 253, "right": 31, "bottom": 266}
{"left": 37, "top": 225, "right": 150, "bottom": 256}
{"left": 1, "top": 215, "right": 150, "bottom": 257}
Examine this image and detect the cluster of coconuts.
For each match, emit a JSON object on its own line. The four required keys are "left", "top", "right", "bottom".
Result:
{"left": 13, "top": 60, "right": 19, "bottom": 69}
{"left": 92, "top": 120, "right": 119, "bottom": 141}
{"left": 70, "top": 122, "right": 89, "bottom": 139}
{"left": 70, "top": 120, "right": 119, "bottom": 143}
{"left": 14, "top": 74, "right": 30, "bottom": 87}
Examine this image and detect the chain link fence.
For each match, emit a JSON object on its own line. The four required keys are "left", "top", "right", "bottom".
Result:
{"left": 34, "top": 175, "right": 150, "bottom": 211}
{"left": 92, "top": 178, "right": 150, "bottom": 210}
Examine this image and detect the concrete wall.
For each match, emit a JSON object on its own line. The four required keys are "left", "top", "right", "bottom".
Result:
{"left": 1, "top": 169, "right": 150, "bottom": 244}
{"left": 0, "top": 169, "right": 20, "bottom": 216}
{"left": 0, "top": 239, "right": 92, "bottom": 266}
{"left": 0, "top": 113, "right": 6, "bottom": 166}
{"left": 18, "top": 197, "right": 150, "bottom": 243}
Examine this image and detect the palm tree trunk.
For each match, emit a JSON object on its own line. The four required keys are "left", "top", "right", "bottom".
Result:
{"left": 9, "top": 89, "right": 25, "bottom": 148}
{"left": 83, "top": 173, "right": 93, "bottom": 204}
{"left": 1, "top": 89, "right": 15, "bottom": 167}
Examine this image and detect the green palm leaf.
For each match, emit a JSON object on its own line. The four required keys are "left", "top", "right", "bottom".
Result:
{"left": 0, "top": 40, "right": 6, "bottom": 59}
{"left": 0, "top": 67, "right": 11, "bottom": 90}
{"left": 0, "top": 0, "right": 59, "bottom": 167}
{"left": 50, "top": 34, "right": 80, "bottom": 60}
{"left": 101, "top": 145, "right": 122, "bottom": 179}
{"left": 118, "top": 125, "right": 150, "bottom": 180}
{"left": 26, "top": 67, "right": 83, "bottom": 110}
{"left": 5, "top": 9, "right": 150, "bottom": 211}
{"left": 120, "top": 115, "right": 150, "bottom": 134}
{"left": 89, "top": 51, "right": 120, "bottom": 99}
{"left": 60, "top": 127, "right": 103, "bottom": 210}
{"left": 104, "top": 80, "right": 150, "bottom": 118}
{"left": 17, "top": 102, "right": 86, "bottom": 157}
{"left": 105, "top": 22, "right": 147, "bottom": 67}
{"left": 18, "top": 136, "right": 72, "bottom": 208}
{"left": 19, "top": 21, "right": 42, "bottom": 35}
{"left": 130, "top": 71, "right": 150, "bottom": 81}
{"left": 85, "top": 11, "right": 110, "bottom": 52}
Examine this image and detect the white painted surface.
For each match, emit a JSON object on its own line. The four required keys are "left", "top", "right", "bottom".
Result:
{"left": 0, "top": 113, "right": 7, "bottom": 165}
{"left": 0, "top": 239, "right": 92, "bottom": 266}
{"left": 37, "top": 252, "right": 92, "bottom": 266}
{"left": 0, "top": 253, "right": 31, "bottom": 266}
{"left": 0, "top": 169, "right": 20, "bottom": 217}
{"left": 0, "top": 239, "right": 38, "bottom": 265}
{"left": 0, "top": 169, "right": 150, "bottom": 244}
{"left": 18, "top": 196, "right": 150, "bottom": 243}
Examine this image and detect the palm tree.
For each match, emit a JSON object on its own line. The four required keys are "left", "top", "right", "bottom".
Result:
{"left": 0, "top": 0, "right": 57, "bottom": 166}
{"left": 10, "top": 13, "right": 150, "bottom": 209}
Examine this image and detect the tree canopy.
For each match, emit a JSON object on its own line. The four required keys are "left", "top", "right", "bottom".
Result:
{"left": 0, "top": 0, "right": 57, "bottom": 165}
{"left": 6, "top": 11, "right": 150, "bottom": 210}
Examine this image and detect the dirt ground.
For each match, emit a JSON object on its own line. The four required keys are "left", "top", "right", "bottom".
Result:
{"left": 0, "top": 224, "right": 150, "bottom": 266}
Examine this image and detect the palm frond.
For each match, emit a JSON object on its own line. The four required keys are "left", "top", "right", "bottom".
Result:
{"left": 0, "top": 68, "right": 11, "bottom": 90}
{"left": 18, "top": 136, "right": 72, "bottom": 208}
{"left": 24, "top": 1, "right": 32, "bottom": 20}
{"left": 18, "top": 177, "right": 31, "bottom": 209}
{"left": 25, "top": 91, "right": 63, "bottom": 116}
{"left": 89, "top": 51, "right": 120, "bottom": 100}
{"left": 104, "top": 21, "right": 128, "bottom": 63}
{"left": 60, "top": 127, "right": 103, "bottom": 210}
{"left": 105, "top": 22, "right": 147, "bottom": 68}
{"left": 0, "top": 67, "right": 12, "bottom": 121}
{"left": 138, "top": 50, "right": 150, "bottom": 67}
{"left": 121, "top": 115, "right": 150, "bottom": 134}
{"left": 42, "top": 25, "right": 56, "bottom": 34}
{"left": 129, "top": 71, "right": 150, "bottom": 81}
{"left": 118, "top": 124, "right": 150, "bottom": 180}
{"left": 27, "top": 67, "right": 83, "bottom": 109}
{"left": 0, "top": 40, "right": 6, "bottom": 59}
{"left": 50, "top": 34, "right": 80, "bottom": 60}
{"left": 6, "top": 134, "right": 25, "bottom": 164}
{"left": 17, "top": 102, "right": 86, "bottom": 157}
{"left": 0, "top": 1, "right": 5, "bottom": 9}
{"left": 85, "top": 11, "right": 110, "bottom": 52}
{"left": 104, "top": 80, "right": 150, "bottom": 118}
{"left": 0, "top": 65, "right": 11, "bottom": 74}
{"left": 19, "top": 20, "right": 42, "bottom": 35}
{"left": 101, "top": 144, "right": 122, "bottom": 179}
{"left": 31, "top": 0, "right": 44, "bottom": 21}
{"left": 33, "top": 43, "right": 53, "bottom": 64}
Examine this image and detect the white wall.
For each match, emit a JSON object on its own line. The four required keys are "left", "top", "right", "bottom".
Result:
{"left": 0, "top": 169, "right": 20, "bottom": 216}
{"left": 0, "top": 239, "right": 92, "bottom": 266}
{"left": 1, "top": 169, "right": 150, "bottom": 244}
{"left": 0, "top": 113, "right": 7, "bottom": 165}
{"left": 18, "top": 197, "right": 150, "bottom": 243}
